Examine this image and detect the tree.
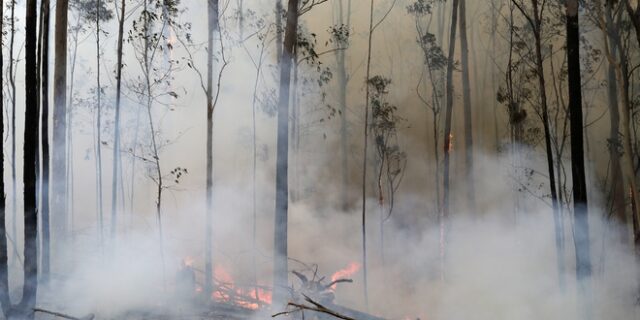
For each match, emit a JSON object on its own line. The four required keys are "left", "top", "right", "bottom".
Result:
{"left": 111, "top": 0, "right": 127, "bottom": 239}
{"left": 205, "top": 0, "right": 220, "bottom": 300}
{"left": 22, "top": 0, "right": 40, "bottom": 313}
{"left": 333, "top": 0, "right": 351, "bottom": 210}
{"left": 566, "top": 0, "right": 591, "bottom": 284}
{"left": 38, "top": 0, "right": 51, "bottom": 282}
{"left": 442, "top": 0, "right": 460, "bottom": 279}
{"left": 8, "top": 0, "right": 17, "bottom": 251}
{"left": 409, "top": 0, "right": 447, "bottom": 226}
{"left": 512, "top": 0, "right": 564, "bottom": 287}
{"left": 95, "top": 0, "right": 105, "bottom": 244}
{"left": 368, "top": 76, "right": 406, "bottom": 264}
{"left": 0, "top": 0, "right": 8, "bottom": 314}
{"left": 273, "top": 0, "right": 299, "bottom": 304}
{"left": 53, "top": 0, "right": 69, "bottom": 250}
{"left": 458, "top": 0, "right": 475, "bottom": 210}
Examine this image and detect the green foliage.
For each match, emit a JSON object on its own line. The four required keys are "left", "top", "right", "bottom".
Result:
{"left": 71, "top": 0, "right": 114, "bottom": 23}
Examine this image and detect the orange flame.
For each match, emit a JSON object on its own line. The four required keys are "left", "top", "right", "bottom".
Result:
{"left": 212, "top": 265, "right": 272, "bottom": 310}
{"left": 447, "top": 133, "right": 454, "bottom": 152}
{"left": 330, "top": 262, "right": 361, "bottom": 290}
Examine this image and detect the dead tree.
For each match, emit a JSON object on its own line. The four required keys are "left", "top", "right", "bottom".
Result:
{"left": 38, "top": 0, "right": 51, "bottom": 282}
{"left": 274, "top": 0, "right": 299, "bottom": 304}
{"left": 566, "top": 0, "right": 591, "bottom": 285}
{"left": 53, "top": 0, "right": 69, "bottom": 248}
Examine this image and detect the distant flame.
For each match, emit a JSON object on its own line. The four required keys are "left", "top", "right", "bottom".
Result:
{"left": 330, "top": 262, "right": 361, "bottom": 290}
{"left": 182, "top": 256, "right": 195, "bottom": 268}
{"left": 213, "top": 265, "right": 272, "bottom": 310}
{"left": 447, "top": 133, "right": 454, "bottom": 152}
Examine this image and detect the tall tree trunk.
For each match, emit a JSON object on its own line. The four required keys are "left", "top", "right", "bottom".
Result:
{"left": 53, "top": 0, "right": 69, "bottom": 251}
{"left": 22, "top": 0, "right": 39, "bottom": 314}
{"left": 605, "top": 4, "right": 627, "bottom": 236}
{"left": 39, "top": 0, "right": 51, "bottom": 283}
{"left": 111, "top": 0, "right": 126, "bottom": 240}
{"left": 513, "top": 0, "right": 565, "bottom": 287}
{"left": 204, "top": 0, "right": 219, "bottom": 300}
{"left": 360, "top": 0, "right": 375, "bottom": 307}
{"left": 9, "top": 0, "right": 17, "bottom": 256}
{"left": 442, "top": 0, "right": 459, "bottom": 280}
{"left": 95, "top": 0, "right": 104, "bottom": 245}
{"left": 0, "top": 1, "right": 9, "bottom": 315}
{"left": 458, "top": 0, "right": 475, "bottom": 211}
{"left": 566, "top": 0, "right": 591, "bottom": 285}
{"left": 533, "top": 0, "right": 563, "bottom": 288}
{"left": 273, "top": 0, "right": 298, "bottom": 304}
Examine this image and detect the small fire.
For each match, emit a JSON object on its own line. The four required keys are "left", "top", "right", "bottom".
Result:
{"left": 447, "top": 133, "right": 454, "bottom": 152}
{"left": 212, "top": 265, "right": 272, "bottom": 310}
{"left": 330, "top": 262, "right": 361, "bottom": 290}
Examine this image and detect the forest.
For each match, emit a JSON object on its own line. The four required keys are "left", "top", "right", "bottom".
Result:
{"left": 0, "top": 0, "right": 638, "bottom": 318}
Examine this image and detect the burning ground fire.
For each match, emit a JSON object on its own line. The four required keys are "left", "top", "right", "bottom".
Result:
{"left": 212, "top": 265, "right": 272, "bottom": 310}
{"left": 178, "top": 259, "right": 363, "bottom": 311}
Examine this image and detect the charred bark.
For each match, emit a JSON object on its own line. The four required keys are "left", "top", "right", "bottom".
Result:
{"left": 39, "top": 0, "right": 51, "bottom": 282}
{"left": 566, "top": 0, "right": 591, "bottom": 283}
{"left": 22, "top": 0, "right": 40, "bottom": 313}
{"left": 273, "top": 0, "right": 299, "bottom": 304}
{"left": 53, "top": 0, "right": 69, "bottom": 249}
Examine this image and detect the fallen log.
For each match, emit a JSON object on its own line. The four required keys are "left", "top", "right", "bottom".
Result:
{"left": 33, "top": 307, "right": 95, "bottom": 320}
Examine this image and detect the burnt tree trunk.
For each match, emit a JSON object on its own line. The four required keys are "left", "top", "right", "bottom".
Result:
{"left": 22, "top": 0, "right": 39, "bottom": 314}
{"left": 52, "top": 0, "right": 69, "bottom": 249}
{"left": 39, "top": 0, "right": 51, "bottom": 282}
{"left": 566, "top": 0, "right": 591, "bottom": 284}
{"left": 273, "top": 0, "right": 298, "bottom": 304}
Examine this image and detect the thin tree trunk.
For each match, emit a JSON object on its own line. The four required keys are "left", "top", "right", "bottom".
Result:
{"left": 9, "top": 0, "right": 16, "bottom": 257}
{"left": 566, "top": 0, "right": 591, "bottom": 285}
{"left": 442, "top": 0, "right": 459, "bottom": 280}
{"left": 335, "top": 0, "right": 350, "bottom": 211}
{"left": 458, "top": 0, "right": 475, "bottom": 211}
{"left": 273, "top": 0, "right": 298, "bottom": 304}
{"left": 0, "top": 1, "right": 10, "bottom": 315}
{"left": 204, "top": 0, "right": 219, "bottom": 299}
{"left": 95, "top": 0, "right": 104, "bottom": 245}
{"left": 360, "top": 0, "right": 375, "bottom": 307}
{"left": 513, "top": 0, "right": 565, "bottom": 288}
{"left": 111, "top": 0, "right": 126, "bottom": 240}
{"left": 53, "top": 0, "right": 69, "bottom": 249}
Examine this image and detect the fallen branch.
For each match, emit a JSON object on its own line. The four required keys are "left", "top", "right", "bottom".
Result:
{"left": 33, "top": 307, "right": 95, "bottom": 320}
{"left": 272, "top": 294, "right": 355, "bottom": 320}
